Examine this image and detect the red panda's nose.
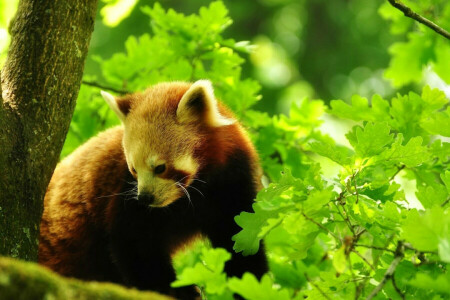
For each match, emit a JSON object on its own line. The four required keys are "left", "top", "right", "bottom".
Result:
{"left": 137, "top": 193, "right": 155, "bottom": 205}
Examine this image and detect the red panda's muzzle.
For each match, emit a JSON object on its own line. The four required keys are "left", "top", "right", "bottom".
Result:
{"left": 137, "top": 192, "right": 155, "bottom": 206}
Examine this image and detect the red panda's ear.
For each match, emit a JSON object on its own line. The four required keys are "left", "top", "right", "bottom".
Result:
{"left": 101, "top": 91, "right": 130, "bottom": 123}
{"left": 176, "top": 80, "right": 235, "bottom": 127}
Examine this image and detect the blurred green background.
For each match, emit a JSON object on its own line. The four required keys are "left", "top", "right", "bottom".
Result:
{"left": 1, "top": 0, "right": 449, "bottom": 155}
{"left": 85, "top": 0, "right": 401, "bottom": 114}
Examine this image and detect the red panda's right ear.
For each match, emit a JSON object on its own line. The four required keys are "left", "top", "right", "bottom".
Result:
{"left": 101, "top": 91, "right": 130, "bottom": 122}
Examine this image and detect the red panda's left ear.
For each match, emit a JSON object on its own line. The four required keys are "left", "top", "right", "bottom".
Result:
{"left": 176, "top": 80, "right": 235, "bottom": 127}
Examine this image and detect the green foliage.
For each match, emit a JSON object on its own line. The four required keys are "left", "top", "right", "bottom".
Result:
{"left": 61, "top": 1, "right": 449, "bottom": 299}
{"left": 0, "top": 0, "right": 18, "bottom": 67}
{"left": 379, "top": 0, "right": 450, "bottom": 87}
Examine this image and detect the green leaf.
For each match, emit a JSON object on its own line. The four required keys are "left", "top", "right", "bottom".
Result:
{"left": 351, "top": 122, "right": 394, "bottom": 158}
{"left": 416, "top": 184, "right": 448, "bottom": 209}
{"left": 380, "top": 135, "right": 430, "bottom": 167}
{"left": 201, "top": 248, "right": 231, "bottom": 273}
{"left": 430, "top": 140, "right": 450, "bottom": 163}
{"left": 441, "top": 171, "right": 450, "bottom": 193}
{"left": 384, "top": 33, "right": 433, "bottom": 87}
{"left": 402, "top": 207, "right": 450, "bottom": 261}
{"left": 302, "top": 187, "right": 334, "bottom": 215}
{"left": 421, "top": 85, "right": 448, "bottom": 111}
{"left": 228, "top": 274, "right": 291, "bottom": 300}
{"left": 434, "top": 40, "right": 450, "bottom": 83}
{"left": 408, "top": 273, "right": 450, "bottom": 295}
{"left": 172, "top": 248, "right": 231, "bottom": 294}
{"left": 421, "top": 107, "right": 450, "bottom": 137}
{"left": 389, "top": 92, "right": 425, "bottom": 141}
{"left": 329, "top": 94, "right": 390, "bottom": 122}
{"left": 310, "top": 140, "right": 353, "bottom": 166}
{"left": 232, "top": 203, "right": 287, "bottom": 256}
{"left": 332, "top": 245, "right": 347, "bottom": 273}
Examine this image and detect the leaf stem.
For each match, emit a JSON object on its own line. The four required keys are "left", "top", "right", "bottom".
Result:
{"left": 302, "top": 212, "right": 342, "bottom": 243}
{"left": 389, "top": 164, "right": 406, "bottom": 181}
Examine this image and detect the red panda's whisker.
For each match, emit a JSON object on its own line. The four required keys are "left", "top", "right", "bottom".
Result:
{"left": 176, "top": 182, "right": 192, "bottom": 206}
{"left": 174, "top": 174, "right": 191, "bottom": 185}
{"left": 192, "top": 178, "right": 206, "bottom": 184}
{"left": 96, "top": 189, "right": 137, "bottom": 199}
{"left": 180, "top": 182, "right": 204, "bottom": 198}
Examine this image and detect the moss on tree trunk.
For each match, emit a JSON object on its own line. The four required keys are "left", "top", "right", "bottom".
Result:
{"left": 0, "top": 256, "right": 173, "bottom": 300}
{"left": 0, "top": 0, "right": 98, "bottom": 260}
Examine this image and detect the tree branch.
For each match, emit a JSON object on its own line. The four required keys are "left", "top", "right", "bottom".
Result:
{"left": 366, "top": 241, "right": 404, "bottom": 300}
{"left": 82, "top": 80, "right": 131, "bottom": 95}
{"left": 387, "top": 0, "right": 450, "bottom": 40}
{"left": 355, "top": 244, "right": 395, "bottom": 254}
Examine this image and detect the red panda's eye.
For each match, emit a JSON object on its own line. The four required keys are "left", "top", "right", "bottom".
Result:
{"left": 154, "top": 164, "right": 166, "bottom": 175}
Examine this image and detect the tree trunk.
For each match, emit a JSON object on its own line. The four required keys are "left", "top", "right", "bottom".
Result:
{"left": 0, "top": 0, "right": 98, "bottom": 260}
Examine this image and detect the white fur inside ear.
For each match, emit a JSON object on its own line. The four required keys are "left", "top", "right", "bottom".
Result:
{"left": 101, "top": 91, "right": 126, "bottom": 122}
{"left": 176, "top": 80, "right": 235, "bottom": 127}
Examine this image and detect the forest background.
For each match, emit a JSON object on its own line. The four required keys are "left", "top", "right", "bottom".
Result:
{"left": 0, "top": 0, "right": 449, "bottom": 299}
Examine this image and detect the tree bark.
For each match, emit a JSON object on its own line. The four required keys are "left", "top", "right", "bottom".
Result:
{"left": 0, "top": 0, "right": 98, "bottom": 260}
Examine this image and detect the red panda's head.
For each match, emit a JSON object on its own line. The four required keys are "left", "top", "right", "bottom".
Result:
{"left": 101, "top": 80, "right": 235, "bottom": 207}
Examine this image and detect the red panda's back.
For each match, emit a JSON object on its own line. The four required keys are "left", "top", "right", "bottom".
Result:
{"left": 38, "top": 126, "right": 127, "bottom": 280}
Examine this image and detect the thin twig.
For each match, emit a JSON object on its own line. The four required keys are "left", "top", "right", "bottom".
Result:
{"left": 305, "top": 274, "right": 332, "bottom": 300}
{"left": 391, "top": 273, "right": 406, "bottom": 300}
{"left": 441, "top": 197, "right": 450, "bottom": 207}
{"left": 335, "top": 202, "right": 355, "bottom": 235}
{"left": 366, "top": 241, "right": 404, "bottom": 300}
{"left": 82, "top": 80, "right": 131, "bottom": 95}
{"left": 387, "top": 0, "right": 450, "bottom": 40}
{"left": 355, "top": 244, "right": 395, "bottom": 254}
{"left": 302, "top": 212, "right": 342, "bottom": 243}
{"left": 347, "top": 253, "right": 358, "bottom": 291}
{"left": 352, "top": 249, "right": 376, "bottom": 271}
{"left": 389, "top": 165, "right": 406, "bottom": 181}
{"left": 355, "top": 235, "right": 395, "bottom": 299}
{"left": 403, "top": 242, "right": 437, "bottom": 254}
{"left": 352, "top": 172, "right": 360, "bottom": 204}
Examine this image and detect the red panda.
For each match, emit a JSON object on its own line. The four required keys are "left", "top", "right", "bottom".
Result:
{"left": 38, "top": 80, "right": 268, "bottom": 298}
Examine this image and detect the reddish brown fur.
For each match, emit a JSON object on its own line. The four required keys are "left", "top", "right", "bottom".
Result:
{"left": 39, "top": 128, "right": 127, "bottom": 279}
{"left": 39, "top": 82, "right": 267, "bottom": 297}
